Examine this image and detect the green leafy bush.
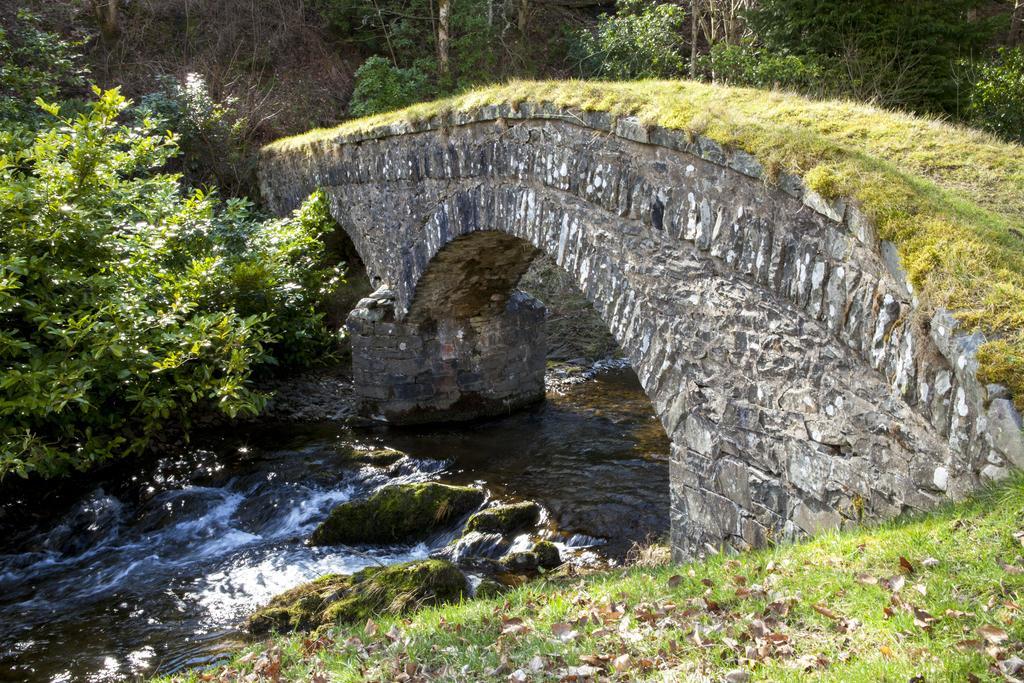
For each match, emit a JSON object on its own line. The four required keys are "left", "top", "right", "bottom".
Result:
{"left": 139, "top": 73, "right": 258, "bottom": 197}
{"left": 699, "top": 41, "right": 823, "bottom": 93}
{"left": 967, "top": 47, "right": 1024, "bottom": 144}
{"left": 0, "top": 10, "right": 85, "bottom": 149}
{"left": 745, "top": 0, "right": 999, "bottom": 113}
{"left": 349, "top": 55, "right": 435, "bottom": 117}
{"left": 573, "top": 0, "right": 688, "bottom": 80}
{"left": 0, "top": 89, "right": 343, "bottom": 479}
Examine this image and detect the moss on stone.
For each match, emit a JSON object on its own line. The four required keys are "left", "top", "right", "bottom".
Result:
{"left": 463, "top": 501, "right": 541, "bottom": 536}
{"left": 340, "top": 447, "right": 406, "bottom": 467}
{"left": 473, "top": 578, "right": 508, "bottom": 599}
{"left": 246, "top": 573, "right": 353, "bottom": 634}
{"left": 247, "top": 560, "right": 466, "bottom": 635}
{"left": 532, "top": 541, "right": 561, "bottom": 569}
{"left": 309, "top": 482, "right": 484, "bottom": 546}
{"left": 265, "top": 80, "right": 1024, "bottom": 411}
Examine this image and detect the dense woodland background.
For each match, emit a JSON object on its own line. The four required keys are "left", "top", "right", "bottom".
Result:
{"left": 1, "top": 0, "right": 1022, "bottom": 480}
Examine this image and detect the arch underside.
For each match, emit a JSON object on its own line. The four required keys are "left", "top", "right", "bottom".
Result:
{"left": 260, "top": 116, "right": 1009, "bottom": 558}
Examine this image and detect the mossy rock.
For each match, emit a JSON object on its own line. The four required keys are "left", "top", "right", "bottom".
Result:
{"left": 341, "top": 447, "right": 406, "bottom": 467}
{"left": 247, "top": 559, "right": 466, "bottom": 635}
{"left": 502, "top": 550, "right": 539, "bottom": 571}
{"left": 310, "top": 482, "right": 484, "bottom": 545}
{"left": 463, "top": 501, "right": 541, "bottom": 536}
{"left": 533, "top": 540, "right": 561, "bottom": 569}
{"left": 473, "top": 577, "right": 508, "bottom": 599}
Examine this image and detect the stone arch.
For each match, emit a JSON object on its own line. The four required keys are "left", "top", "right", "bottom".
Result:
{"left": 259, "top": 104, "right": 1024, "bottom": 558}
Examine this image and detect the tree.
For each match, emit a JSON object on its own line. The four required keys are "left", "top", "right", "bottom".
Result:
{"left": 89, "top": 0, "right": 120, "bottom": 41}
{"left": 1011, "top": 0, "right": 1023, "bottom": 46}
{"left": 438, "top": 0, "right": 451, "bottom": 77}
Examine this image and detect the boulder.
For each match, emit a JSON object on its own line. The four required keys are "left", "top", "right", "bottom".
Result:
{"left": 463, "top": 501, "right": 542, "bottom": 535}
{"left": 533, "top": 540, "right": 561, "bottom": 569}
{"left": 246, "top": 559, "right": 466, "bottom": 634}
{"left": 310, "top": 482, "right": 484, "bottom": 545}
{"left": 340, "top": 447, "right": 406, "bottom": 467}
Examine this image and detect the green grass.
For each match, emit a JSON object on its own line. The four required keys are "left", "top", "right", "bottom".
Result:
{"left": 165, "top": 475, "right": 1024, "bottom": 682}
{"left": 264, "top": 80, "right": 1024, "bottom": 409}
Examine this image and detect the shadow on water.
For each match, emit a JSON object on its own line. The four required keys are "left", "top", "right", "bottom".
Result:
{"left": 0, "top": 365, "right": 668, "bottom": 682}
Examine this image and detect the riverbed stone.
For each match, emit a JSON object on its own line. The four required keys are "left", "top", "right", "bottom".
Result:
{"left": 309, "top": 483, "right": 484, "bottom": 545}
{"left": 463, "top": 501, "right": 542, "bottom": 535}
{"left": 533, "top": 540, "right": 561, "bottom": 568}
{"left": 246, "top": 559, "right": 466, "bottom": 634}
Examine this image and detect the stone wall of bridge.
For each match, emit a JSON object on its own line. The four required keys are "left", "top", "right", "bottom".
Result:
{"left": 260, "top": 103, "right": 1024, "bottom": 559}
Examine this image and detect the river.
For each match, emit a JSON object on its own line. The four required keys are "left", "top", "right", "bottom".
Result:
{"left": 0, "top": 365, "right": 668, "bottom": 682}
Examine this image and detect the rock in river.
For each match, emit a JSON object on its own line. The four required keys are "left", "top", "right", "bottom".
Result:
{"left": 463, "top": 501, "right": 542, "bottom": 535}
{"left": 309, "top": 482, "right": 484, "bottom": 545}
{"left": 246, "top": 559, "right": 467, "bottom": 634}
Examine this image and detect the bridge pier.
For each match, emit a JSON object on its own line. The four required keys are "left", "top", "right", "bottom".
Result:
{"left": 347, "top": 286, "right": 546, "bottom": 424}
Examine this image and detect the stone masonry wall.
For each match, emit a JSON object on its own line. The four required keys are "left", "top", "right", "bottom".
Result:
{"left": 348, "top": 286, "right": 546, "bottom": 424}
{"left": 259, "top": 102, "right": 1024, "bottom": 559}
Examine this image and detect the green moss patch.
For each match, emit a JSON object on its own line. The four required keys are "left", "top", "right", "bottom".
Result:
{"left": 246, "top": 559, "right": 466, "bottom": 635}
{"left": 309, "top": 482, "right": 485, "bottom": 546}
{"left": 266, "top": 80, "right": 1024, "bottom": 410}
{"left": 464, "top": 501, "right": 542, "bottom": 536}
{"left": 339, "top": 447, "right": 406, "bottom": 468}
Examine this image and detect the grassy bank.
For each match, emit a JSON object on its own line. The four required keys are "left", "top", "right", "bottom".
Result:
{"left": 166, "top": 476, "right": 1024, "bottom": 682}
{"left": 265, "top": 80, "right": 1024, "bottom": 411}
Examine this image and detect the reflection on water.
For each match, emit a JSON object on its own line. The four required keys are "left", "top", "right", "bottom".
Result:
{"left": 0, "top": 366, "right": 668, "bottom": 681}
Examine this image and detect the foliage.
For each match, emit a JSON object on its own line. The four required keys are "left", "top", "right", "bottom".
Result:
{"left": 138, "top": 73, "right": 259, "bottom": 197}
{"left": 0, "top": 10, "right": 86, "bottom": 149}
{"left": 967, "top": 47, "right": 1024, "bottom": 144}
{"left": 269, "top": 80, "right": 1024, "bottom": 412}
{"left": 316, "top": 0, "right": 501, "bottom": 89}
{"left": 699, "top": 40, "right": 823, "bottom": 93}
{"left": 0, "top": 89, "right": 343, "bottom": 479}
{"left": 745, "top": 0, "right": 1001, "bottom": 113}
{"left": 348, "top": 56, "right": 436, "bottom": 117}
{"left": 168, "top": 475, "right": 1024, "bottom": 681}
{"left": 572, "top": 0, "right": 688, "bottom": 80}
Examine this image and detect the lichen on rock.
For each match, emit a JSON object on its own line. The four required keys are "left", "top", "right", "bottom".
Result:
{"left": 463, "top": 501, "right": 542, "bottom": 536}
{"left": 246, "top": 559, "right": 466, "bottom": 634}
{"left": 309, "top": 482, "right": 484, "bottom": 545}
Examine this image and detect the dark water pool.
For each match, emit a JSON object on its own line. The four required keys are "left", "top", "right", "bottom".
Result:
{"left": 0, "top": 366, "right": 668, "bottom": 682}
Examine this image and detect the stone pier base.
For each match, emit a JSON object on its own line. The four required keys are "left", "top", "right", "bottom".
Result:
{"left": 347, "top": 287, "right": 546, "bottom": 424}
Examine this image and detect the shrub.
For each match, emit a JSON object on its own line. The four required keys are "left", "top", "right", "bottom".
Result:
{"left": 967, "top": 47, "right": 1024, "bottom": 144}
{"left": 0, "top": 10, "right": 86, "bottom": 149}
{"left": 0, "top": 89, "right": 343, "bottom": 479}
{"left": 348, "top": 55, "right": 435, "bottom": 117}
{"left": 745, "top": 0, "right": 1000, "bottom": 113}
{"left": 573, "top": 0, "right": 688, "bottom": 80}
{"left": 699, "top": 41, "right": 823, "bottom": 93}
{"left": 138, "top": 73, "right": 258, "bottom": 197}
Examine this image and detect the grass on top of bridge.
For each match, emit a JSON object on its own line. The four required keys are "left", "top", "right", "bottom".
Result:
{"left": 266, "top": 80, "right": 1024, "bottom": 409}
{"left": 166, "top": 473, "right": 1024, "bottom": 682}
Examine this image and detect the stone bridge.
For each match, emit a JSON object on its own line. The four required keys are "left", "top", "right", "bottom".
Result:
{"left": 259, "top": 102, "right": 1024, "bottom": 559}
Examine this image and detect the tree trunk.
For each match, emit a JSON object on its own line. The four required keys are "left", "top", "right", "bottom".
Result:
{"left": 91, "top": 0, "right": 120, "bottom": 41}
{"left": 519, "top": 0, "right": 529, "bottom": 36}
{"left": 690, "top": 0, "right": 700, "bottom": 78}
{"left": 437, "top": 0, "right": 451, "bottom": 78}
{"left": 1011, "top": 0, "right": 1023, "bottom": 46}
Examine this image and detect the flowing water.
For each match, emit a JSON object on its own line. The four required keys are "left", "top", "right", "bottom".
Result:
{"left": 0, "top": 366, "right": 669, "bottom": 682}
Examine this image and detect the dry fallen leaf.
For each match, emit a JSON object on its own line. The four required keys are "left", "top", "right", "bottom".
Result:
{"left": 899, "top": 556, "right": 915, "bottom": 575}
{"left": 979, "top": 624, "right": 1010, "bottom": 645}
{"left": 813, "top": 603, "right": 839, "bottom": 620}
{"left": 668, "top": 574, "right": 683, "bottom": 588}
{"left": 613, "top": 654, "right": 632, "bottom": 673}
{"left": 855, "top": 573, "right": 878, "bottom": 586}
